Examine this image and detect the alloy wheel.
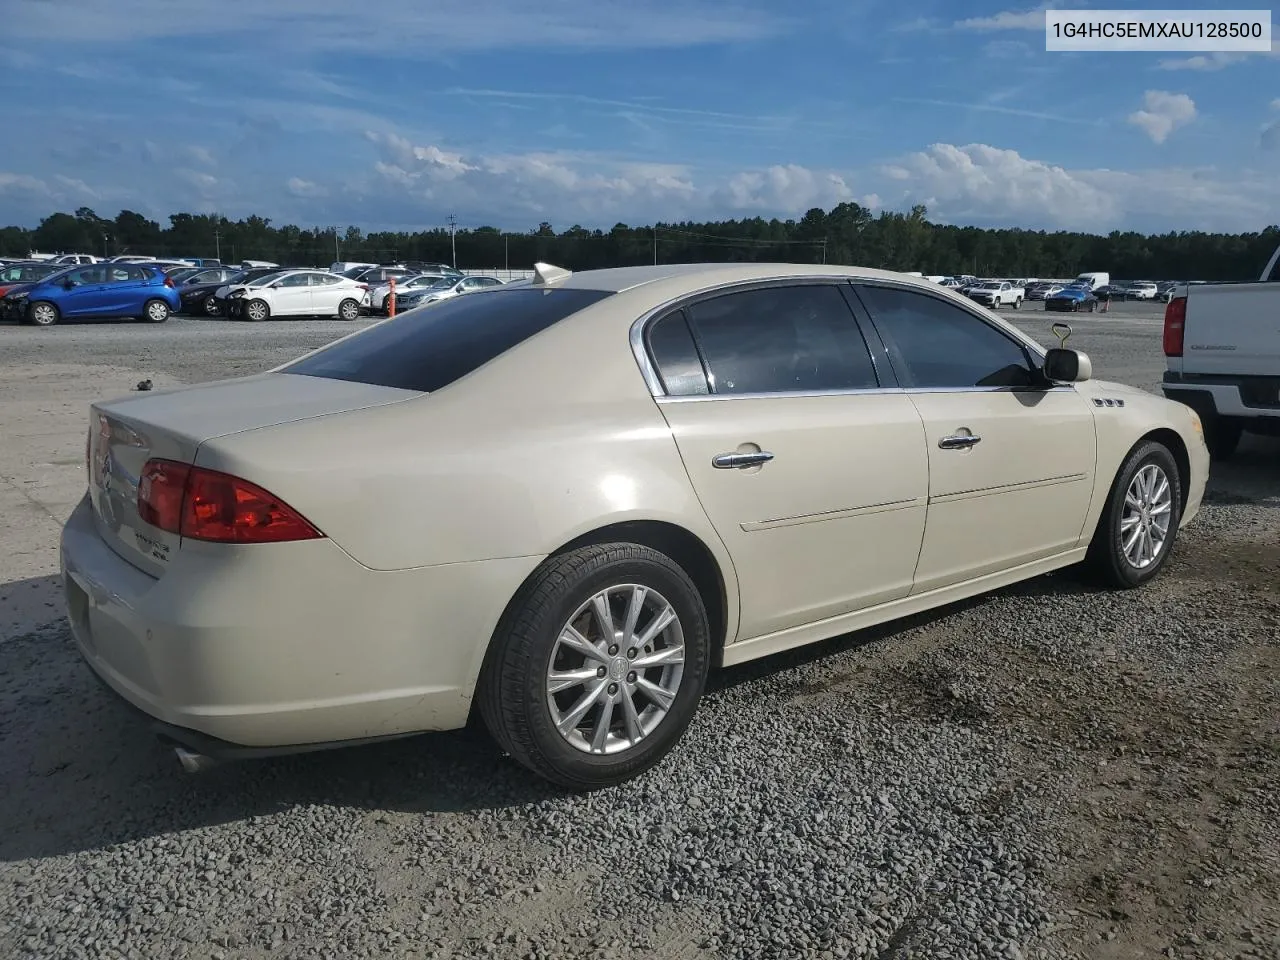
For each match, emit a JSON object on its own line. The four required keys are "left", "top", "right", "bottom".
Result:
{"left": 545, "top": 584, "right": 685, "bottom": 755}
{"left": 1120, "top": 463, "right": 1173, "bottom": 569}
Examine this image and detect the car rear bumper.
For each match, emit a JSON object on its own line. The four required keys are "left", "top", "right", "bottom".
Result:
{"left": 60, "top": 493, "right": 540, "bottom": 751}
{"left": 1162, "top": 372, "right": 1280, "bottom": 423}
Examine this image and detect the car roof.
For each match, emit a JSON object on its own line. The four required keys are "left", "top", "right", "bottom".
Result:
{"left": 541, "top": 262, "right": 945, "bottom": 297}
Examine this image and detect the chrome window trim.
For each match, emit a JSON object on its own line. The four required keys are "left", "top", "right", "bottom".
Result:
{"left": 628, "top": 273, "right": 1051, "bottom": 401}
{"left": 655, "top": 384, "right": 1074, "bottom": 404}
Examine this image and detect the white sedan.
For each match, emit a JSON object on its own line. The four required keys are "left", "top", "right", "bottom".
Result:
{"left": 1125, "top": 281, "right": 1159, "bottom": 301}
{"left": 61, "top": 262, "right": 1208, "bottom": 788}
{"left": 362, "top": 273, "right": 450, "bottom": 313}
{"left": 411, "top": 274, "right": 504, "bottom": 305}
{"left": 218, "top": 269, "right": 367, "bottom": 321}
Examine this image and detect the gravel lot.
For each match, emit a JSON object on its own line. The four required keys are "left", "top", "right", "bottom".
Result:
{"left": 1, "top": 304, "right": 1277, "bottom": 960}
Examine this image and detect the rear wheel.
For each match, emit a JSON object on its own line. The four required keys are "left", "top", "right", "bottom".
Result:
{"left": 1087, "top": 441, "right": 1182, "bottom": 589}
{"left": 338, "top": 298, "right": 360, "bottom": 321}
{"left": 143, "top": 299, "right": 169, "bottom": 323}
{"left": 203, "top": 295, "right": 220, "bottom": 317}
{"left": 1012, "top": 298, "right": 1021, "bottom": 310}
{"left": 244, "top": 298, "right": 270, "bottom": 322}
{"left": 1204, "top": 416, "right": 1243, "bottom": 460}
{"left": 28, "top": 301, "right": 59, "bottom": 327}
{"left": 478, "top": 543, "right": 711, "bottom": 790}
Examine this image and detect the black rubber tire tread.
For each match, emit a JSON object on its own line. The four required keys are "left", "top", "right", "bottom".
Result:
{"left": 1086, "top": 440, "right": 1182, "bottom": 590}
{"left": 1204, "top": 417, "right": 1242, "bottom": 460}
{"left": 477, "top": 542, "right": 710, "bottom": 790}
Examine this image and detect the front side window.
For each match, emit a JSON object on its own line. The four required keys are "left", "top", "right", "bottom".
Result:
{"left": 855, "top": 285, "right": 1035, "bottom": 389}
{"left": 684, "top": 284, "right": 878, "bottom": 395}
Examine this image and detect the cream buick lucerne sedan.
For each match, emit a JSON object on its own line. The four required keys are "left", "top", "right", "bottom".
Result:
{"left": 62, "top": 262, "right": 1208, "bottom": 789}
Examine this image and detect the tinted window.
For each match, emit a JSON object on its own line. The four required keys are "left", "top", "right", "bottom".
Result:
{"left": 685, "top": 284, "right": 877, "bottom": 395}
{"left": 124, "top": 266, "right": 150, "bottom": 281}
{"left": 646, "top": 311, "right": 708, "bottom": 396}
{"left": 856, "top": 285, "right": 1034, "bottom": 389}
{"left": 70, "top": 267, "right": 107, "bottom": 284}
{"left": 285, "top": 287, "right": 613, "bottom": 393}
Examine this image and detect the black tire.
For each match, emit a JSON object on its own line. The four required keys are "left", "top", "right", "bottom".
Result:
{"left": 1086, "top": 440, "right": 1182, "bottom": 589}
{"left": 380, "top": 295, "right": 391, "bottom": 313}
{"left": 27, "top": 301, "right": 60, "bottom": 327}
{"left": 478, "top": 542, "right": 711, "bottom": 790}
{"left": 1012, "top": 298, "right": 1021, "bottom": 310}
{"left": 1203, "top": 417, "right": 1243, "bottom": 460}
{"left": 142, "top": 299, "right": 170, "bottom": 323}
{"left": 1086, "top": 300, "right": 1096, "bottom": 313}
{"left": 243, "top": 298, "right": 270, "bottom": 322}
{"left": 203, "top": 296, "right": 221, "bottom": 317}
{"left": 338, "top": 298, "right": 360, "bottom": 321}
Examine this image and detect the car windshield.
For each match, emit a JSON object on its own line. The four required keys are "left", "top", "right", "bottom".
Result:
{"left": 284, "top": 287, "right": 613, "bottom": 393}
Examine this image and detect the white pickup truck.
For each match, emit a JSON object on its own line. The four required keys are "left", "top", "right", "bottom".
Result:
{"left": 965, "top": 280, "right": 1024, "bottom": 310}
{"left": 1161, "top": 242, "right": 1280, "bottom": 458}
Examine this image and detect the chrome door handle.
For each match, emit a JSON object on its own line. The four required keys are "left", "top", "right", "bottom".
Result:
{"left": 938, "top": 434, "right": 982, "bottom": 450}
{"left": 712, "top": 451, "right": 774, "bottom": 469}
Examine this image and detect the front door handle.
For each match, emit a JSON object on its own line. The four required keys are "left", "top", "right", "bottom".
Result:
{"left": 938, "top": 434, "right": 982, "bottom": 450}
{"left": 712, "top": 451, "right": 775, "bottom": 469}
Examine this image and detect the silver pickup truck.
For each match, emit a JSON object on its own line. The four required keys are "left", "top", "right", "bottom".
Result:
{"left": 1161, "top": 242, "right": 1280, "bottom": 458}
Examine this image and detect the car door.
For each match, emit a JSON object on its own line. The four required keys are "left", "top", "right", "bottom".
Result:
{"left": 100, "top": 265, "right": 149, "bottom": 316}
{"left": 308, "top": 273, "right": 346, "bottom": 315}
{"left": 852, "top": 283, "right": 1098, "bottom": 595}
{"left": 58, "top": 266, "right": 110, "bottom": 317}
{"left": 269, "top": 273, "right": 314, "bottom": 316}
{"left": 647, "top": 282, "right": 930, "bottom": 642}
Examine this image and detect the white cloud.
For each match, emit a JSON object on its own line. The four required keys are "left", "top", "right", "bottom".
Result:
{"left": 286, "top": 177, "right": 327, "bottom": 198}
{"left": 877, "top": 142, "right": 1278, "bottom": 232}
{"left": 0, "top": 172, "right": 52, "bottom": 196}
{"left": 4, "top": 0, "right": 788, "bottom": 51}
{"left": 185, "top": 145, "right": 217, "bottom": 167}
{"left": 354, "top": 131, "right": 848, "bottom": 226}
{"left": 1262, "top": 100, "right": 1280, "bottom": 150}
{"left": 955, "top": 6, "right": 1047, "bottom": 31}
{"left": 1157, "top": 25, "right": 1278, "bottom": 70}
{"left": 1127, "top": 91, "right": 1196, "bottom": 144}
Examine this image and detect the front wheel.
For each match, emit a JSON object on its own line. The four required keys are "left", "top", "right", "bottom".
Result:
{"left": 338, "top": 298, "right": 361, "bottom": 321}
{"left": 203, "top": 296, "right": 221, "bottom": 317}
{"left": 1086, "top": 441, "right": 1182, "bottom": 589}
{"left": 478, "top": 543, "right": 711, "bottom": 790}
{"left": 143, "top": 299, "right": 170, "bottom": 323}
{"left": 243, "top": 298, "right": 270, "bottom": 322}
{"left": 27, "top": 301, "right": 60, "bottom": 327}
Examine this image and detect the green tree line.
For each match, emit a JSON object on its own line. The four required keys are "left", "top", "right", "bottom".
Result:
{"left": 4, "top": 204, "right": 1278, "bottom": 281}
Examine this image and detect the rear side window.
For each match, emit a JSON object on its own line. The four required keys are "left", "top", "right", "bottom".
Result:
{"left": 685, "top": 284, "right": 878, "bottom": 395}
{"left": 646, "top": 310, "right": 709, "bottom": 396}
{"left": 284, "top": 287, "right": 613, "bottom": 393}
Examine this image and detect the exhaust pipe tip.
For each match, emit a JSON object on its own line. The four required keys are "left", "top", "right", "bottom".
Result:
{"left": 174, "top": 745, "right": 219, "bottom": 774}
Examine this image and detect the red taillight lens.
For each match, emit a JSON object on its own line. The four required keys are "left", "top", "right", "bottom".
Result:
{"left": 138, "top": 459, "right": 191, "bottom": 532}
{"left": 137, "top": 458, "right": 323, "bottom": 543}
{"left": 1163, "top": 296, "right": 1186, "bottom": 357}
{"left": 164, "top": 276, "right": 175, "bottom": 288}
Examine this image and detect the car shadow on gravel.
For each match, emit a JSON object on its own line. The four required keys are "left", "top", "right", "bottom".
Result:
{"left": 0, "top": 620, "right": 566, "bottom": 863}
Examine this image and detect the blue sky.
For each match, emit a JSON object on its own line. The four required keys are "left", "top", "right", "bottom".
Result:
{"left": 1, "top": 0, "right": 1277, "bottom": 234}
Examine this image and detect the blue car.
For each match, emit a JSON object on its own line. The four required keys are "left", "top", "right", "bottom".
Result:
{"left": 1043, "top": 282, "right": 1098, "bottom": 312}
{"left": 12, "top": 263, "right": 182, "bottom": 326}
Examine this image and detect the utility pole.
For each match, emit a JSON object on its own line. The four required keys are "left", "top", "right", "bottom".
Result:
{"left": 504, "top": 234, "right": 508, "bottom": 272}
{"left": 334, "top": 227, "right": 340, "bottom": 263}
{"left": 652, "top": 225, "right": 657, "bottom": 265}
{"left": 447, "top": 214, "right": 457, "bottom": 268}
{"left": 213, "top": 223, "right": 221, "bottom": 261}
{"left": 821, "top": 238, "right": 827, "bottom": 264}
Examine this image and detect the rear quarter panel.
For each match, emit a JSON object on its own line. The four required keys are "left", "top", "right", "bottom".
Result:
{"left": 193, "top": 291, "right": 740, "bottom": 633}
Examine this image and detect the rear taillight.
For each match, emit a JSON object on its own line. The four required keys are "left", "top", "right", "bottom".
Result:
{"left": 138, "top": 458, "right": 323, "bottom": 544}
{"left": 1163, "top": 296, "right": 1186, "bottom": 357}
{"left": 164, "top": 276, "right": 175, "bottom": 288}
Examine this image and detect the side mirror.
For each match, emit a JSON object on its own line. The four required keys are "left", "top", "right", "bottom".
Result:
{"left": 1043, "top": 347, "right": 1092, "bottom": 383}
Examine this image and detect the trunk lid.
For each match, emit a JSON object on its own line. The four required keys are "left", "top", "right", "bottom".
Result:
{"left": 86, "top": 373, "right": 420, "bottom": 577}
{"left": 1182, "top": 284, "right": 1280, "bottom": 377}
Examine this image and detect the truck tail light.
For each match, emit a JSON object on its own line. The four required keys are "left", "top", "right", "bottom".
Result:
{"left": 138, "top": 459, "right": 324, "bottom": 543}
{"left": 1163, "top": 296, "right": 1186, "bottom": 357}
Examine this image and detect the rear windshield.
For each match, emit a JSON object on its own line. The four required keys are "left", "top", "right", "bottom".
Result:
{"left": 284, "top": 286, "right": 613, "bottom": 393}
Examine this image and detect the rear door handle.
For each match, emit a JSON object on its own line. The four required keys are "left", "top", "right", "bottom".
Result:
{"left": 712, "top": 451, "right": 775, "bottom": 469}
{"left": 938, "top": 434, "right": 982, "bottom": 450}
